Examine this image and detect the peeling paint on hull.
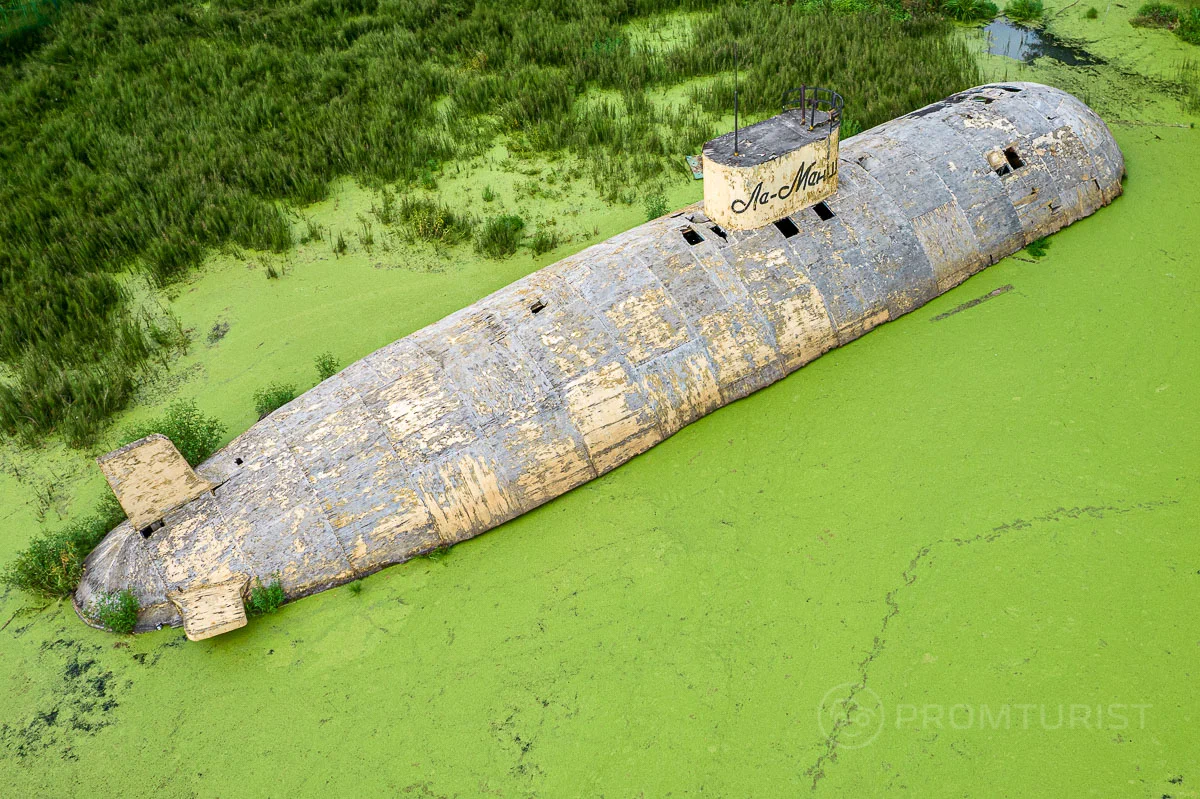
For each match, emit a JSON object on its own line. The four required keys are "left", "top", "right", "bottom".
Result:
{"left": 75, "top": 83, "right": 1124, "bottom": 635}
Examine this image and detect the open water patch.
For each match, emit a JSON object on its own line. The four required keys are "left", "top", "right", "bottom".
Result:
{"left": 985, "top": 17, "right": 1102, "bottom": 65}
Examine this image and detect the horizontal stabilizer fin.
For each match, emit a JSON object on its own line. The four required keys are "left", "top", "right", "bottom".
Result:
{"left": 97, "top": 434, "right": 212, "bottom": 531}
{"left": 167, "top": 576, "right": 249, "bottom": 641}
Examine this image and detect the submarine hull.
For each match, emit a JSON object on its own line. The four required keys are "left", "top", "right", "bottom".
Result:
{"left": 76, "top": 83, "right": 1124, "bottom": 635}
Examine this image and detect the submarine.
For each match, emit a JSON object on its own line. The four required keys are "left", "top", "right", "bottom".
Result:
{"left": 76, "top": 82, "right": 1124, "bottom": 640}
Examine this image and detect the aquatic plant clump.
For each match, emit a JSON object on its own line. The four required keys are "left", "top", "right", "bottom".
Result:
{"left": 247, "top": 577, "right": 286, "bottom": 616}
{"left": 253, "top": 382, "right": 297, "bottom": 420}
{"left": 476, "top": 215, "right": 527, "bottom": 259}
{"left": 89, "top": 588, "right": 140, "bottom": 634}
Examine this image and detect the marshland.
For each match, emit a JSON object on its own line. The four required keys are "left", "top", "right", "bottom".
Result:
{"left": 1, "top": 0, "right": 1198, "bottom": 795}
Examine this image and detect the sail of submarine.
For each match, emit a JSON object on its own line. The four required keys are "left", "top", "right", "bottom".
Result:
{"left": 77, "top": 82, "right": 1124, "bottom": 640}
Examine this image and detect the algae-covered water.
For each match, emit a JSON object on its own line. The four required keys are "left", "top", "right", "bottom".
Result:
{"left": 2, "top": 2, "right": 1198, "bottom": 795}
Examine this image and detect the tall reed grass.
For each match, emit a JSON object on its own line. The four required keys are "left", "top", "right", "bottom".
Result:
{"left": 1, "top": 0, "right": 979, "bottom": 447}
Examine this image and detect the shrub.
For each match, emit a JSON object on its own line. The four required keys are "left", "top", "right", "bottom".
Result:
{"left": 348, "top": 580, "right": 364, "bottom": 595}
{"left": 1085, "top": 6, "right": 1099, "bottom": 18}
{"left": 247, "top": 577, "right": 286, "bottom": 615}
{"left": 1131, "top": 2, "right": 1181, "bottom": 27}
{"left": 941, "top": 0, "right": 1000, "bottom": 22}
{"left": 643, "top": 192, "right": 669, "bottom": 220}
{"left": 1, "top": 495, "right": 128, "bottom": 598}
{"left": 475, "top": 215, "right": 526, "bottom": 259}
{"left": 1005, "top": 0, "right": 1044, "bottom": 22}
{"left": 89, "top": 589, "right": 140, "bottom": 634}
{"left": 314, "top": 352, "right": 340, "bottom": 382}
{"left": 121, "top": 399, "right": 226, "bottom": 468}
{"left": 253, "top": 382, "right": 297, "bottom": 419}
{"left": 481, "top": 185, "right": 497, "bottom": 203}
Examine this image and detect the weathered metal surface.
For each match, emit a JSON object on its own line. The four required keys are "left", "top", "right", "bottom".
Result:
{"left": 75, "top": 83, "right": 1124, "bottom": 636}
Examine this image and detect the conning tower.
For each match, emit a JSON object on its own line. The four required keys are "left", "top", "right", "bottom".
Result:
{"left": 703, "top": 86, "right": 843, "bottom": 232}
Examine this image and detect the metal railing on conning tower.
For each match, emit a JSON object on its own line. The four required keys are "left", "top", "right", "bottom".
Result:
{"left": 781, "top": 86, "right": 844, "bottom": 132}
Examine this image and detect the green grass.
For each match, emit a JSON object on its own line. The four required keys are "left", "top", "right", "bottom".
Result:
{"left": 87, "top": 588, "right": 139, "bottom": 634}
{"left": 253, "top": 382, "right": 297, "bottom": 419}
{"left": 246, "top": 576, "right": 285, "bottom": 616}
{"left": 0, "top": 0, "right": 981, "bottom": 448}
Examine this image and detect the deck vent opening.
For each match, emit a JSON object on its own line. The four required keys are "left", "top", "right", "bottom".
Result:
{"left": 530, "top": 299, "right": 546, "bottom": 315}
{"left": 234, "top": 457, "right": 244, "bottom": 466}
{"left": 813, "top": 201, "right": 835, "bottom": 221}
{"left": 1004, "top": 146, "right": 1024, "bottom": 170}
{"left": 681, "top": 227, "right": 704, "bottom": 246}
{"left": 710, "top": 224, "right": 728, "bottom": 241}
{"left": 139, "top": 519, "right": 165, "bottom": 539}
{"left": 774, "top": 217, "right": 800, "bottom": 238}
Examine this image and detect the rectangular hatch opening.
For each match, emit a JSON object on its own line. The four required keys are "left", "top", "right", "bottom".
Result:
{"left": 774, "top": 217, "right": 800, "bottom": 238}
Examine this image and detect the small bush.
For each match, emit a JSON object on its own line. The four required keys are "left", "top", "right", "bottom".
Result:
{"left": 941, "top": 0, "right": 1000, "bottom": 22}
{"left": 1085, "top": 6, "right": 1099, "bottom": 18}
{"left": 247, "top": 577, "right": 286, "bottom": 615}
{"left": 1, "top": 495, "right": 128, "bottom": 598}
{"left": 1131, "top": 2, "right": 1180, "bottom": 27}
{"left": 332, "top": 231, "right": 348, "bottom": 256}
{"left": 643, "top": 192, "right": 669, "bottom": 220}
{"left": 1005, "top": 0, "right": 1044, "bottom": 22}
{"left": 475, "top": 215, "right": 526, "bottom": 258}
{"left": 89, "top": 589, "right": 140, "bottom": 634}
{"left": 253, "top": 382, "right": 297, "bottom": 419}
{"left": 314, "top": 352, "right": 340, "bottom": 381}
{"left": 481, "top": 185, "right": 496, "bottom": 203}
{"left": 121, "top": 400, "right": 226, "bottom": 467}
{"left": 1026, "top": 237, "right": 1051, "bottom": 257}
{"left": 348, "top": 579, "right": 364, "bottom": 595}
